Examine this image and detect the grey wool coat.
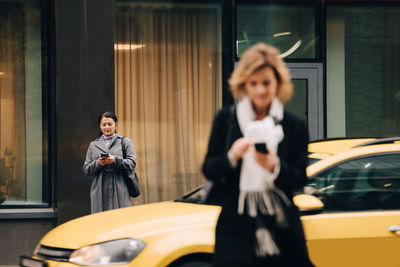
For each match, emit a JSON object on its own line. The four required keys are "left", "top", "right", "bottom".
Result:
{"left": 83, "top": 133, "right": 136, "bottom": 213}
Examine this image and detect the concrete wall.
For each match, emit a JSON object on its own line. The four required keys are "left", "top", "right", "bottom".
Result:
{"left": 0, "top": 220, "right": 54, "bottom": 264}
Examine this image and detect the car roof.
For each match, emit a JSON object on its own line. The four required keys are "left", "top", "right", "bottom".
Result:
{"left": 308, "top": 138, "right": 376, "bottom": 160}
{"left": 307, "top": 139, "right": 400, "bottom": 177}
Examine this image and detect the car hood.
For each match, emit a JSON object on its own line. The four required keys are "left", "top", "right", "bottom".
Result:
{"left": 40, "top": 201, "right": 221, "bottom": 249}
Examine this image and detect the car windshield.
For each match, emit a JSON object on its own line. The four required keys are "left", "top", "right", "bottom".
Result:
{"left": 307, "top": 152, "right": 333, "bottom": 166}
{"left": 176, "top": 153, "right": 330, "bottom": 204}
{"left": 177, "top": 156, "right": 325, "bottom": 205}
{"left": 308, "top": 157, "right": 321, "bottom": 166}
{"left": 175, "top": 186, "right": 204, "bottom": 204}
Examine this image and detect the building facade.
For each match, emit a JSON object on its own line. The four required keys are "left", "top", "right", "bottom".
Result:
{"left": 1, "top": 0, "right": 400, "bottom": 264}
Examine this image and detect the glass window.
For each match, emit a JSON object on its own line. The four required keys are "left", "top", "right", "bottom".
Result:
{"left": 0, "top": 0, "right": 49, "bottom": 207}
{"left": 286, "top": 79, "right": 308, "bottom": 124}
{"left": 114, "top": 1, "right": 222, "bottom": 204}
{"left": 305, "top": 153, "right": 400, "bottom": 211}
{"left": 327, "top": 5, "right": 400, "bottom": 137}
{"left": 236, "top": 3, "right": 319, "bottom": 59}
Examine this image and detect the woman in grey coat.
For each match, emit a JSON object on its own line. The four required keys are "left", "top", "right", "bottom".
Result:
{"left": 83, "top": 111, "right": 136, "bottom": 213}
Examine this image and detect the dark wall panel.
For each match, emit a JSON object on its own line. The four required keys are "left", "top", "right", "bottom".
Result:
{"left": 55, "top": 0, "right": 115, "bottom": 224}
{"left": 0, "top": 220, "right": 54, "bottom": 264}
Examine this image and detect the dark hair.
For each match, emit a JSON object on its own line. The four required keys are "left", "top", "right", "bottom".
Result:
{"left": 98, "top": 111, "right": 118, "bottom": 124}
{"left": 98, "top": 111, "right": 118, "bottom": 136}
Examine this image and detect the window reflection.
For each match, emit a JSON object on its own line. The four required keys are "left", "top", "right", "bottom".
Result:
{"left": 0, "top": 0, "right": 48, "bottom": 206}
{"left": 327, "top": 5, "right": 400, "bottom": 137}
{"left": 304, "top": 154, "right": 400, "bottom": 211}
{"left": 236, "top": 3, "right": 318, "bottom": 59}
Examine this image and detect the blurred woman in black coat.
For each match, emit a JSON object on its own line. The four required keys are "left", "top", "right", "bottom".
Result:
{"left": 202, "top": 43, "right": 314, "bottom": 267}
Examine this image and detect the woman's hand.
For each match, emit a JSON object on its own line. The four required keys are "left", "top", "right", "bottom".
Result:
{"left": 254, "top": 149, "right": 278, "bottom": 172}
{"left": 98, "top": 155, "right": 115, "bottom": 166}
{"left": 229, "top": 138, "right": 253, "bottom": 161}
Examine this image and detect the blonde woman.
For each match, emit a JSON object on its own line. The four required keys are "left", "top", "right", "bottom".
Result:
{"left": 202, "top": 43, "right": 313, "bottom": 266}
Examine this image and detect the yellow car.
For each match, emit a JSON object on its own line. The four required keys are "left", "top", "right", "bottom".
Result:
{"left": 21, "top": 137, "right": 400, "bottom": 267}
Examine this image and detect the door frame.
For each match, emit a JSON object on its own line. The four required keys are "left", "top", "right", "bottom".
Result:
{"left": 287, "top": 63, "right": 324, "bottom": 141}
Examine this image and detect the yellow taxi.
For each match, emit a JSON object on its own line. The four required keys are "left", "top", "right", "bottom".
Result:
{"left": 21, "top": 137, "right": 400, "bottom": 267}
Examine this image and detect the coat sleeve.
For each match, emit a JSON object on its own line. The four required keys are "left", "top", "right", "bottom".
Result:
{"left": 83, "top": 142, "right": 103, "bottom": 177}
{"left": 275, "top": 116, "right": 309, "bottom": 194}
{"left": 202, "top": 109, "right": 236, "bottom": 182}
{"left": 114, "top": 138, "right": 137, "bottom": 171}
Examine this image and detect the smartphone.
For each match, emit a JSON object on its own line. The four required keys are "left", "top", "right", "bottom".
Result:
{"left": 255, "top": 143, "right": 269, "bottom": 154}
{"left": 101, "top": 153, "right": 109, "bottom": 158}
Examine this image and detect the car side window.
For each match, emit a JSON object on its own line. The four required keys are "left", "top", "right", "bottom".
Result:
{"left": 305, "top": 153, "right": 400, "bottom": 211}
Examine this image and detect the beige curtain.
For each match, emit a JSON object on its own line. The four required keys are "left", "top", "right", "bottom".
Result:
{"left": 0, "top": 2, "right": 26, "bottom": 201}
{"left": 115, "top": 3, "right": 221, "bottom": 204}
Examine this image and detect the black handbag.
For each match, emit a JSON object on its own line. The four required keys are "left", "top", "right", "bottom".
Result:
{"left": 121, "top": 137, "right": 141, "bottom": 198}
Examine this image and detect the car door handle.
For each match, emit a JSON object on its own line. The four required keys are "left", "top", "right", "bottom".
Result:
{"left": 388, "top": 225, "right": 400, "bottom": 235}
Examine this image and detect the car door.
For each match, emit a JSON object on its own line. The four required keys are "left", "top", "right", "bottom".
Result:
{"left": 301, "top": 152, "right": 400, "bottom": 267}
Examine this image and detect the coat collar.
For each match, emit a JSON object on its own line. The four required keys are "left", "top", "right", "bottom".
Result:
{"left": 94, "top": 133, "right": 123, "bottom": 152}
{"left": 107, "top": 133, "right": 123, "bottom": 148}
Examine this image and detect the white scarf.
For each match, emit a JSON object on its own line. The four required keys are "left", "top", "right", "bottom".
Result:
{"left": 236, "top": 96, "right": 290, "bottom": 257}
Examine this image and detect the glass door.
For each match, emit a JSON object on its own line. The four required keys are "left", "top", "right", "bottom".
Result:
{"left": 286, "top": 63, "right": 323, "bottom": 141}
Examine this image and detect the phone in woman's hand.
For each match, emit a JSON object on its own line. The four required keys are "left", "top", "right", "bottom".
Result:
{"left": 101, "top": 153, "right": 109, "bottom": 158}
{"left": 255, "top": 143, "right": 269, "bottom": 154}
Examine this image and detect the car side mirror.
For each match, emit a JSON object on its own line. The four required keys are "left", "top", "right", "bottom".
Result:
{"left": 293, "top": 194, "right": 324, "bottom": 215}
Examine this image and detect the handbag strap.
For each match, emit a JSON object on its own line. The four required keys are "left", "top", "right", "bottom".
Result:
{"left": 121, "top": 137, "right": 136, "bottom": 174}
{"left": 121, "top": 137, "right": 126, "bottom": 159}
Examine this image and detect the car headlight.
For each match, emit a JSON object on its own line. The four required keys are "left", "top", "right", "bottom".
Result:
{"left": 69, "top": 238, "right": 146, "bottom": 266}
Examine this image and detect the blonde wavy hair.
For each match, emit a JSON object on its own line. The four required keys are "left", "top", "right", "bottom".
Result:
{"left": 228, "top": 43, "right": 293, "bottom": 104}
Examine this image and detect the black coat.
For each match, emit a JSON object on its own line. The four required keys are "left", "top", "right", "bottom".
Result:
{"left": 202, "top": 106, "right": 313, "bottom": 266}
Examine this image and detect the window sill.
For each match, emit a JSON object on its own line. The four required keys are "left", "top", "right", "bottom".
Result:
{"left": 0, "top": 208, "right": 55, "bottom": 219}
